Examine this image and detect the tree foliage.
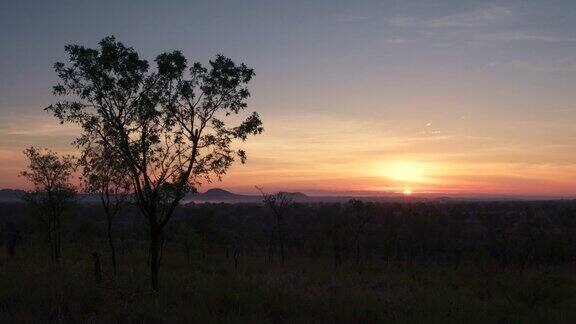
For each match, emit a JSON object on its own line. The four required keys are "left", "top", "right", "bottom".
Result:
{"left": 20, "top": 147, "right": 76, "bottom": 263}
{"left": 258, "top": 188, "right": 293, "bottom": 264}
{"left": 46, "top": 36, "right": 263, "bottom": 290}
{"left": 79, "top": 144, "right": 131, "bottom": 273}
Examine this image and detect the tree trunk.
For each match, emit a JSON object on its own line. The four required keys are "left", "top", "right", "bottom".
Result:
{"left": 7, "top": 235, "right": 18, "bottom": 258}
{"left": 267, "top": 228, "right": 275, "bottom": 263}
{"left": 92, "top": 252, "right": 102, "bottom": 284}
{"left": 107, "top": 214, "right": 117, "bottom": 274}
{"left": 159, "top": 233, "right": 165, "bottom": 266}
{"left": 54, "top": 214, "right": 62, "bottom": 263}
{"left": 47, "top": 215, "right": 55, "bottom": 263}
{"left": 276, "top": 215, "right": 286, "bottom": 264}
{"left": 333, "top": 243, "right": 341, "bottom": 267}
{"left": 150, "top": 226, "right": 161, "bottom": 292}
{"left": 234, "top": 249, "right": 240, "bottom": 272}
{"left": 355, "top": 232, "right": 361, "bottom": 267}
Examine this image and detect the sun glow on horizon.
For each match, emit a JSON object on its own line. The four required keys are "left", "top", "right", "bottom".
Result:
{"left": 403, "top": 188, "right": 412, "bottom": 195}
{"left": 381, "top": 161, "right": 430, "bottom": 183}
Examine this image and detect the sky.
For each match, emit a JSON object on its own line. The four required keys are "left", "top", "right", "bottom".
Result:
{"left": 1, "top": 0, "right": 576, "bottom": 196}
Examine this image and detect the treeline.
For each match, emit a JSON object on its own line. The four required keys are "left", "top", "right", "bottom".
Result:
{"left": 3, "top": 199, "right": 576, "bottom": 270}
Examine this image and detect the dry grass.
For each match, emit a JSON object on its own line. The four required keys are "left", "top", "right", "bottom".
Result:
{"left": 1, "top": 243, "right": 576, "bottom": 323}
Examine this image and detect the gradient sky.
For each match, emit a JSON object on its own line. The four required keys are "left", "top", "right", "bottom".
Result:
{"left": 1, "top": 0, "right": 576, "bottom": 196}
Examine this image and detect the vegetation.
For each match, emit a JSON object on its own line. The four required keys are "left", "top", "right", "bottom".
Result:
{"left": 46, "top": 36, "right": 263, "bottom": 290}
{"left": 2, "top": 200, "right": 576, "bottom": 322}
{"left": 19, "top": 147, "right": 76, "bottom": 264}
{"left": 80, "top": 144, "right": 131, "bottom": 274}
{"left": 3, "top": 36, "right": 576, "bottom": 323}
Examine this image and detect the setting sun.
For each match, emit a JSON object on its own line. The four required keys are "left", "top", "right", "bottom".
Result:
{"left": 403, "top": 188, "right": 412, "bottom": 195}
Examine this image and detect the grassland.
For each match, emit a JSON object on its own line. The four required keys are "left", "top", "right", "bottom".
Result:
{"left": 1, "top": 241, "right": 575, "bottom": 323}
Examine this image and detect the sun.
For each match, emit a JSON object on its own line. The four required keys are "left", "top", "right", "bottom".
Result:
{"left": 403, "top": 188, "right": 412, "bottom": 196}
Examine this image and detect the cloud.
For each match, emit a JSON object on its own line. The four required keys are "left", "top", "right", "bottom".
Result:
{"left": 475, "top": 31, "right": 576, "bottom": 43}
{"left": 0, "top": 119, "right": 79, "bottom": 138}
{"left": 501, "top": 56, "right": 576, "bottom": 72}
{"left": 383, "top": 37, "right": 411, "bottom": 44}
{"left": 389, "top": 4, "right": 513, "bottom": 29}
{"left": 332, "top": 14, "right": 370, "bottom": 23}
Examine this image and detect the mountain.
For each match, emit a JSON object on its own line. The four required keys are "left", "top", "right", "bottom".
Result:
{"left": 0, "top": 189, "right": 26, "bottom": 203}
{"left": 277, "top": 191, "right": 309, "bottom": 202}
{"left": 183, "top": 188, "right": 311, "bottom": 203}
{"left": 3, "top": 187, "right": 565, "bottom": 205}
{"left": 185, "top": 188, "right": 255, "bottom": 202}
{"left": 201, "top": 188, "right": 239, "bottom": 199}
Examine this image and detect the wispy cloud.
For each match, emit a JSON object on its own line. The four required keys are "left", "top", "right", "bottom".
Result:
{"left": 488, "top": 56, "right": 576, "bottom": 72}
{"left": 475, "top": 31, "right": 576, "bottom": 43}
{"left": 389, "top": 37, "right": 411, "bottom": 44}
{"left": 389, "top": 4, "right": 513, "bottom": 28}
{"left": 332, "top": 14, "right": 370, "bottom": 23}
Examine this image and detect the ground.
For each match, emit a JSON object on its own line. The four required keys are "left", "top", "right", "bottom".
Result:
{"left": 1, "top": 243, "right": 575, "bottom": 323}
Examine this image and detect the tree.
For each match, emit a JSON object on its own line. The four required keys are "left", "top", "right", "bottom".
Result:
{"left": 227, "top": 209, "right": 247, "bottom": 272}
{"left": 80, "top": 144, "right": 131, "bottom": 274}
{"left": 318, "top": 204, "right": 348, "bottom": 267}
{"left": 170, "top": 219, "right": 200, "bottom": 265}
{"left": 46, "top": 36, "right": 263, "bottom": 290}
{"left": 347, "top": 199, "right": 371, "bottom": 267}
{"left": 191, "top": 209, "right": 217, "bottom": 260}
{"left": 20, "top": 147, "right": 76, "bottom": 263}
{"left": 258, "top": 188, "right": 293, "bottom": 265}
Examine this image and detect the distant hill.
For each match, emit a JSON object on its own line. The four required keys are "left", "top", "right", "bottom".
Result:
{"left": 186, "top": 188, "right": 256, "bottom": 202}
{"left": 183, "top": 188, "right": 311, "bottom": 203}
{"left": 0, "top": 189, "right": 26, "bottom": 203}
{"left": 0, "top": 187, "right": 431, "bottom": 204}
{"left": 200, "top": 188, "right": 240, "bottom": 199}
{"left": 278, "top": 191, "right": 309, "bottom": 201}
{"left": 2, "top": 187, "right": 568, "bottom": 204}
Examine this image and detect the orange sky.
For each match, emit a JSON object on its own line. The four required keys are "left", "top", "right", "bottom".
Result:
{"left": 2, "top": 109, "right": 575, "bottom": 197}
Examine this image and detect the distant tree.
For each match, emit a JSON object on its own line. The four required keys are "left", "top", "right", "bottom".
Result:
{"left": 46, "top": 36, "right": 263, "bottom": 290}
{"left": 347, "top": 199, "right": 371, "bottom": 267}
{"left": 319, "top": 204, "right": 348, "bottom": 267}
{"left": 170, "top": 219, "right": 200, "bottom": 265}
{"left": 4, "top": 221, "right": 22, "bottom": 259}
{"left": 20, "top": 147, "right": 76, "bottom": 263}
{"left": 79, "top": 143, "right": 131, "bottom": 274}
{"left": 258, "top": 188, "right": 293, "bottom": 265}
{"left": 191, "top": 209, "right": 218, "bottom": 260}
{"left": 227, "top": 210, "right": 247, "bottom": 272}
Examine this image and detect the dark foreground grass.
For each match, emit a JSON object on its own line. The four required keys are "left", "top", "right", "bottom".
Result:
{"left": 1, "top": 244, "right": 576, "bottom": 323}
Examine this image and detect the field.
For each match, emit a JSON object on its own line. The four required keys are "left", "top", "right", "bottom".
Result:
{"left": 1, "top": 200, "right": 576, "bottom": 323}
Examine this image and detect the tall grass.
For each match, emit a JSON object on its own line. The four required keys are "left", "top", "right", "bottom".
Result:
{"left": 0, "top": 241, "right": 575, "bottom": 323}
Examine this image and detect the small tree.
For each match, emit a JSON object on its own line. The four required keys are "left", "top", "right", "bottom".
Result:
{"left": 47, "top": 36, "right": 263, "bottom": 290}
{"left": 171, "top": 219, "right": 200, "bottom": 265}
{"left": 191, "top": 209, "right": 217, "bottom": 260}
{"left": 20, "top": 147, "right": 76, "bottom": 263}
{"left": 228, "top": 210, "right": 247, "bottom": 272}
{"left": 258, "top": 188, "right": 292, "bottom": 265}
{"left": 347, "top": 199, "right": 371, "bottom": 267}
{"left": 319, "top": 204, "right": 348, "bottom": 267}
{"left": 80, "top": 144, "right": 131, "bottom": 274}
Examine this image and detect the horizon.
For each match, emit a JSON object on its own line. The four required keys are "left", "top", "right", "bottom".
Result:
{"left": 2, "top": 186, "right": 575, "bottom": 200}
{"left": 2, "top": 0, "right": 576, "bottom": 196}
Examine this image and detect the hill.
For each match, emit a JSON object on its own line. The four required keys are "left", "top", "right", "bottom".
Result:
{"left": 0, "top": 189, "right": 26, "bottom": 203}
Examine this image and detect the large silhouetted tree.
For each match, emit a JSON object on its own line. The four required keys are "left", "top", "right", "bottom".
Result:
{"left": 46, "top": 36, "right": 263, "bottom": 291}
{"left": 20, "top": 147, "right": 76, "bottom": 263}
{"left": 80, "top": 144, "right": 131, "bottom": 274}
